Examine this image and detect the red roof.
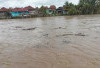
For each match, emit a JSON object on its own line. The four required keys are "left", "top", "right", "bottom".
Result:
{"left": 50, "top": 5, "right": 56, "bottom": 10}
{"left": 25, "top": 6, "right": 34, "bottom": 9}
{"left": 0, "top": 6, "right": 34, "bottom": 12}
{"left": 0, "top": 7, "right": 8, "bottom": 12}
{"left": 8, "top": 8, "right": 13, "bottom": 11}
{"left": 24, "top": 6, "right": 34, "bottom": 11}
{"left": 11, "top": 8, "right": 28, "bottom": 12}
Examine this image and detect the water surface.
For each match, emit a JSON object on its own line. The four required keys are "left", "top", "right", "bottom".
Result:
{"left": 0, "top": 15, "right": 100, "bottom": 68}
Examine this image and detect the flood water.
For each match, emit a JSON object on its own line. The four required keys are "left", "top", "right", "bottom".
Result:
{"left": 0, "top": 15, "right": 100, "bottom": 68}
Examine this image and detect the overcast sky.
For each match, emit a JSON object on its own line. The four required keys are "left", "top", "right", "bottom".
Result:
{"left": 0, "top": 0, "right": 79, "bottom": 8}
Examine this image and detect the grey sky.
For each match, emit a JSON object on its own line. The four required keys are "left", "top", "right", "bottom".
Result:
{"left": 0, "top": 0, "right": 79, "bottom": 8}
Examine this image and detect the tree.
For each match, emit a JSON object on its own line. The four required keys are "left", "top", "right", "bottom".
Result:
{"left": 39, "top": 6, "right": 47, "bottom": 16}
{"left": 78, "top": 0, "right": 100, "bottom": 14}
{"left": 63, "top": 1, "right": 79, "bottom": 15}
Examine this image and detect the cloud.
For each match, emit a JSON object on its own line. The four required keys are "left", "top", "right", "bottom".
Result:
{"left": 0, "top": 0, "right": 79, "bottom": 8}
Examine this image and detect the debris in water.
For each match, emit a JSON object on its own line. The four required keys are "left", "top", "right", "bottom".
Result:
{"left": 13, "top": 26, "right": 23, "bottom": 30}
{"left": 75, "top": 33, "right": 86, "bottom": 36}
{"left": 62, "top": 34, "right": 74, "bottom": 36}
{"left": 56, "top": 33, "right": 86, "bottom": 37}
{"left": 15, "top": 26, "right": 23, "bottom": 28}
{"left": 63, "top": 40, "right": 71, "bottom": 44}
{"left": 43, "top": 34, "right": 48, "bottom": 37}
{"left": 54, "top": 27, "right": 66, "bottom": 29}
{"left": 22, "top": 27, "right": 36, "bottom": 30}
{"left": 59, "top": 27, "right": 62, "bottom": 29}
{"left": 56, "top": 34, "right": 73, "bottom": 37}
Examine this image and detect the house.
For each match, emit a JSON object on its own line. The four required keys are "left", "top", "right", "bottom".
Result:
{"left": 10, "top": 8, "right": 29, "bottom": 17}
{"left": 56, "top": 7, "right": 68, "bottom": 15}
{"left": 63, "top": 9, "right": 68, "bottom": 15}
{"left": 33, "top": 7, "right": 40, "bottom": 16}
{"left": 24, "top": 6, "right": 35, "bottom": 15}
{"left": 10, "top": 6, "right": 38, "bottom": 17}
{"left": 0, "top": 7, "right": 11, "bottom": 18}
{"left": 46, "top": 9, "right": 53, "bottom": 14}
{"left": 46, "top": 5, "right": 56, "bottom": 15}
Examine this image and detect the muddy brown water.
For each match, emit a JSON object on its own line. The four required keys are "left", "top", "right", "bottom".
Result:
{"left": 0, "top": 15, "right": 100, "bottom": 68}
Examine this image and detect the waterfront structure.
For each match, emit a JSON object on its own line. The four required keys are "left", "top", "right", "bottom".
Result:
{"left": 24, "top": 6, "right": 35, "bottom": 15}
{"left": 56, "top": 7, "right": 68, "bottom": 15}
{"left": 0, "top": 7, "right": 11, "bottom": 18}
{"left": 46, "top": 5, "right": 56, "bottom": 15}
{"left": 0, "top": 5, "right": 68, "bottom": 19}
{"left": 10, "top": 8, "right": 29, "bottom": 17}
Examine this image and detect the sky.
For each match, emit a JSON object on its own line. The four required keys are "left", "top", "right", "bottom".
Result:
{"left": 0, "top": 0, "right": 79, "bottom": 8}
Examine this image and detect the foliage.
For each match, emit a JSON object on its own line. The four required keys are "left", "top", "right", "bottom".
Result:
{"left": 5, "top": 12, "right": 11, "bottom": 18}
{"left": 39, "top": 6, "right": 47, "bottom": 16}
{"left": 63, "top": 0, "right": 100, "bottom": 15}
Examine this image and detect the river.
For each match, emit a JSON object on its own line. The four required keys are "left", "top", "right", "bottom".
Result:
{"left": 0, "top": 15, "right": 100, "bottom": 68}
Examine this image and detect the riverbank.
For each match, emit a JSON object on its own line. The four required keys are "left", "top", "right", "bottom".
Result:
{"left": 0, "top": 14, "right": 100, "bottom": 20}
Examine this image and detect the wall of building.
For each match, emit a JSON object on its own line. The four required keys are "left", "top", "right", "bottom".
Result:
{"left": 46, "top": 9, "right": 53, "bottom": 14}
{"left": 10, "top": 11, "right": 29, "bottom": 17}
{"left": 0, "top": 12, "right": 6, "bottom": 18}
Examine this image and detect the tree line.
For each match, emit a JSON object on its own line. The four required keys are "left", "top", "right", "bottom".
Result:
{"left": 63, "top": 0, "right": 100, "bottom": 15}
{"left": 39, "top": 0, "right": 100, "bottom": 16}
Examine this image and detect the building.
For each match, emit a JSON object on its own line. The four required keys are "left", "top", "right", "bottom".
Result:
{"left": 0, "top": 7, "right": 11, "bottom": 18}
{"left": 10, "top": 8, "right": 29, "bottom": 17}
{"left": 50, "top": 5, "right": 56, "bottom": 10}
{"left": 56, "top": 7, "right": 68, "bottom": 15}
{"left": 24, "top": 6, "right": 35, "bottom": 15}
{"left": 46, "top": 9, "right": 53, "bottom": 14}
{"left": 10, "top": 6, "right": 38, "bottom": 17}
{"left": 46, "top": 5, "right": 56, "bottom": 15}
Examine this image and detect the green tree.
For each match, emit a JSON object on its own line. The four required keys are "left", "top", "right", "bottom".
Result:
{"left": 39, "top": 6, "right": 47, "bottom": 16}
{"left": 78, "top": 0, "right": 100, "bottom": 14}
{"left": 63, "top": 0, "right": 100, "bottom": 15}
{"left": 63, "top": 1, "right": 79, "bottom": 15}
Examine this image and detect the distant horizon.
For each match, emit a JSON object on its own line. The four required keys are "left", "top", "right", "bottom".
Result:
{"left": 0, "top": 0, "right": 79, "bottom": 8}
